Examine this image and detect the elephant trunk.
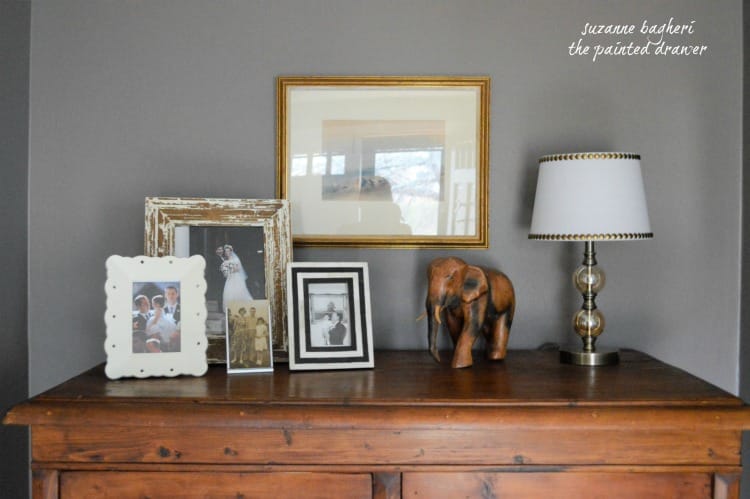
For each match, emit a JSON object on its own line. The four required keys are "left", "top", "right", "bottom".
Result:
{"left": 428, "top": 302, "right": 443, "bottom": 363}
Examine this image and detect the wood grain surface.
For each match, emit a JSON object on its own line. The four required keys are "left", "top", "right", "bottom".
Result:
{"left": 60, "top": 471, "right": 371, "bottom": 499}
{"left": 6, "top": 350, "right": 749, "bottom": 498}
{"left": 8, "top": 350, "right": 742, "bottom": 408}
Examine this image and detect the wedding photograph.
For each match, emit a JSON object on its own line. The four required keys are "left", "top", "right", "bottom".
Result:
{"left": 188, "top": 226, "right": 266, "bottom": 340}
{"left": 131, "top": 281, "right": 181, "bottom": 354}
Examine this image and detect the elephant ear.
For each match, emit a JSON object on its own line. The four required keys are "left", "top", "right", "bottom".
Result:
{"left": 462, "top": 265, "right": 488, "bottom": 303}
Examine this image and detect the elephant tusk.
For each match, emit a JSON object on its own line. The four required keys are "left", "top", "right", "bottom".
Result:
{"left": 416, "top": 311, "right": 427, "bottom": 322}
{"left": 434, "top": 305, "right": 442, "bottom": 325}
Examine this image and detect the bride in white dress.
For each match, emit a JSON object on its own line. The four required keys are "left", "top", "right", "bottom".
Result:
{"left": 221, "top": 244, "right": 253, "bottom": 306}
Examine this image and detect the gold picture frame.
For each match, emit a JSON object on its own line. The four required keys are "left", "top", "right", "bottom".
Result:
{"left": 144, "top": 197, "right": 292, "bottom": 363}
{"left": 277, "top": 76, "right": 490, "bottom": 248}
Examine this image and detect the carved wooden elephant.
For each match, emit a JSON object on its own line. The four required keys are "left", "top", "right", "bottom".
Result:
{"left": 424, "top": 256, "right": 515, "bottom": 368}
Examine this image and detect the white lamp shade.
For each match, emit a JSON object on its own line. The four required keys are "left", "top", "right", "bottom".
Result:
{"left": 529, "top": 152, "right": 652, "bottom": 241}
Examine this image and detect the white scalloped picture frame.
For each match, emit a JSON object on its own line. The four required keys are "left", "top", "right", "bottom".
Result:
{"left": 104, "top": 255, "right": 208, "bottom": 379}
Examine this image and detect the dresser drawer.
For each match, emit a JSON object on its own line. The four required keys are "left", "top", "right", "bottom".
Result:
{"left": 402, "top": 471, "right": 712, "bottom": 498}
{"left": 60, "top": 471, "right": 373, "bottom": 499}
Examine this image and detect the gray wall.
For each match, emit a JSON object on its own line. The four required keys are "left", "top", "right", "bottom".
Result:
{"left": 0, "top": 1, "right": 29, "bottom": 498}
{"left": 741, "top": 0, "right": 749, "bottom": 494}
{"left": 739, "top": 0, "right": 750, "bottom": 402}
{"left": 742, "top": 0, "right": 750, "bottom": 403}
{"left": 27, "top": 0, "right": 742, "bottom": 395}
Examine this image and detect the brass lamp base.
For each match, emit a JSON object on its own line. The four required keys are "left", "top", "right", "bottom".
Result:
{"left": 560, "top": 348, "right": 619, "bottom": 366}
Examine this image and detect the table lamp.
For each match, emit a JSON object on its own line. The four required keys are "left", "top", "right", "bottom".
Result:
{"left": 528, "top": 152, "right": 653, "bottom": 366}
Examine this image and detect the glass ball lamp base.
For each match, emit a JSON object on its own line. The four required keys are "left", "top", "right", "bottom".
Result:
{"left": 561, "top": 240, "right": 619, "bottom": 366}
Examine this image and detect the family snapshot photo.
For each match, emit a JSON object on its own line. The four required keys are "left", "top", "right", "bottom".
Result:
{"left": 225, "top": 300, "right": 273, "bottom": 373}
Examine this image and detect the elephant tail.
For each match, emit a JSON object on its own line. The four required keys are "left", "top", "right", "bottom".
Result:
{"left": 507, "top": 290, "right": 516, "bottom": 323}
{"left": 505, "top": 284, "right": 516, "bottom": 329}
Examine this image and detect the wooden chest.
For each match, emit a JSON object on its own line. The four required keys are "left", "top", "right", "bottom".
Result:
{"left": 5, "top": 350, "right": 749, "bottom": 498}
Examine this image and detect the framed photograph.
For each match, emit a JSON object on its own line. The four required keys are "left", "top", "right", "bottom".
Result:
{"left": 104, "top": 255, "right": 208, "bottom": 379}
{"left": 144, "top": 197, "right": 292, "bottom": 363}
{"left": 287, "top": 262, "right": 374, "bottom": 370}
{"left": 225, "top": 300, "right": 273, "bottom": 374}
{"left": 277, "top": 76, "right": 490, "bottom": 248}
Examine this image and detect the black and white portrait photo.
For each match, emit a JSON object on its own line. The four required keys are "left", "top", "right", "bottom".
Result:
{"left": 307, "top": 282, "right": 351, "bottom": 348}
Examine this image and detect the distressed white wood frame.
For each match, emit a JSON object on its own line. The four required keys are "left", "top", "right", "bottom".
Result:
{"left": 144, "top": 197, "right": 292, "bottom": 361}
{"left": 104, "top": 255, "right": 208, "bottom": 379}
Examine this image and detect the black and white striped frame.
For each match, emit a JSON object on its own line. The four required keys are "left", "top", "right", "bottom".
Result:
{"left": 287, "top": 262, "right": 374, "bottom": 370}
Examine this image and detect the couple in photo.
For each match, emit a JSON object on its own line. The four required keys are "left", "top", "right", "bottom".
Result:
{"left": 316, "top": 310, "right": 348, "bottom": 347}
{"left": 216, "top": 244, "right": 254, "bottom": 306}
{"left": 132, "top": 285, "right": 181, "bottom": 353}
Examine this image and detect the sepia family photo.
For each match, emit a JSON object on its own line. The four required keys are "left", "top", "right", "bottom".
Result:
{"left": 225, "top": 300, "right": 273, "bottom": 373}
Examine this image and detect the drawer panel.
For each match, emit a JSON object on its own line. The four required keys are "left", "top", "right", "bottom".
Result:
{"left": 60, "top": 471, "right": 372, "bottom": 499}
{"left": 33, "top": 426, "right": 741, "bottom": 466}
{"left": 402, "top": 471, "right": 712, "bottom": 499}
